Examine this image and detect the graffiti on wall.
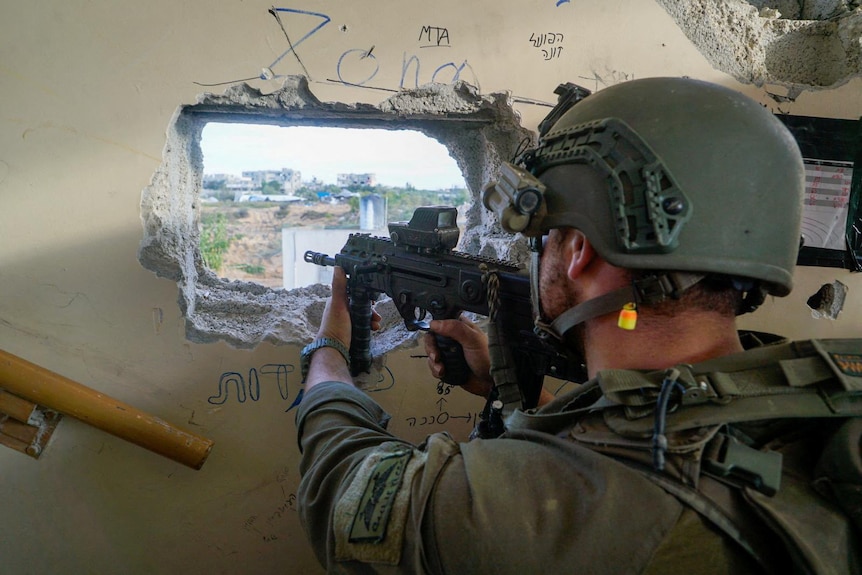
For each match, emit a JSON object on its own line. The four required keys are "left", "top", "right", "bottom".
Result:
{"left": 243, "top": 466, "right": 298, "bottom": 543}
{"left": 529, "top": 32, "right": 565, "bottom": 60}
{"left": 206, "top": 362, "right": 395, "bottom": 409}
{"left": 188, "top": 1, "right": 651, "bottom": 117}
{"left": 196, "top": 8, "right": 482, "bottom": 90}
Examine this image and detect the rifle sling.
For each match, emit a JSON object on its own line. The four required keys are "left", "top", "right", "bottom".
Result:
{"left": 487, "top": 317, "right": 524, "bottom": 417}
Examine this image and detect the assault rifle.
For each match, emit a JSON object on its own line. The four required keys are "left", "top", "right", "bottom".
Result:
{"left": 304, "top": 206, "right": 585, "bottom": 409}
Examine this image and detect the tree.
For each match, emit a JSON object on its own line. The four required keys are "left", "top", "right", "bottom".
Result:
{"left": 296, "top": 186, "right": 319, "bottom": 202}
{"left": 261, "top": 180, "right": 283, "bottom": 195}
{"left": 199, "top": 213, "right": 232, "bottom": 271}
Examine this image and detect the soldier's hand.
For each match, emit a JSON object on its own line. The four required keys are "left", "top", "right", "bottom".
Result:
{"left": 425, "top": 316, "right": 494, "bottom": 398}
{"left": 316, "top": 267, "right": 352, "bottom": 346}
{"left": 317, "top": 267, "right": 382, "bottom": 347}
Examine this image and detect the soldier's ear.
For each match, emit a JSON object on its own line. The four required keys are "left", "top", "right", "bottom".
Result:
{"left": 566, "top": 229, "right": 595, "bottom": 281}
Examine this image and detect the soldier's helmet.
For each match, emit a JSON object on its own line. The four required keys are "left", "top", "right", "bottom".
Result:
{"left": 486, "top": 77, "right": 805, "bottom": 298}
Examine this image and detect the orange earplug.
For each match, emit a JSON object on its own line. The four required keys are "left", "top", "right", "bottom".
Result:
{"left": 618, "top": 302, "right": 638, "bottom": 330}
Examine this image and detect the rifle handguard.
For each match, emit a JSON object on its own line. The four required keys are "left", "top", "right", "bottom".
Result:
{"left": 349, "top": 292, "right": 374, "bottom": 375}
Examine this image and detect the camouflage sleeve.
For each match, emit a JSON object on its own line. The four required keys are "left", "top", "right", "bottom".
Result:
{"left": 295, "top": 382, "right": 685, "bottom": 574}
{"left": 296, "top": 381, "right": 456, "bottom": 574}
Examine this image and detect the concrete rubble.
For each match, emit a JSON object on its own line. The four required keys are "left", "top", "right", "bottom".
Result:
{"left": 657, "top": 0, "right": 862, "bottom": 98}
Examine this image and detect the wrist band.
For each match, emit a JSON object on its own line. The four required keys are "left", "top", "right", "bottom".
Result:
{"left": 300, "top": 337, "right": 350, "bottom": 382}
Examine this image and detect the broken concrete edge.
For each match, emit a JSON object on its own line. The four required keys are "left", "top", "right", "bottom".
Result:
{"left": 138, "top": 75, "right": 533, "bottom": 358}
{"left": 656, "top": 0, "right": 862, "bottom": 95}
{"left": 808, "top": 279, "right": 849, "bottom": 319}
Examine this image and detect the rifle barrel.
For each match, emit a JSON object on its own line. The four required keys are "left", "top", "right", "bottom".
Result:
{"left": 304, "top": 251, "right": 336, "bottom": 267}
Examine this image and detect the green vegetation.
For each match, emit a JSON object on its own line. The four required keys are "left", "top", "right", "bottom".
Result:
{"left": 234, "top": 263, "right": 266, "bottom": 275}
{"left": 295, "top": 186, "right": 319, "bottom": 202}
{"left": 261, "top": 180, "right": 283, "bottom": 195}
{"left": 202, "top": 186, "right": 469, "bottom": 214}
{"left": 200, "top": 212, "right": 231, "bottom": 271}
{"left": 347, "top": 196, "right": 360, "bottom": 217}
{"left": 202, "top": 179, "right": 235, "bottom": 201}
{"left": 380, "top": 186, "right": 469, "bottom": 222}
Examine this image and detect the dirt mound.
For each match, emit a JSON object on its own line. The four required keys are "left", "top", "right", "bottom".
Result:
{"left": 203, "top": 203, "right": 353, "bottom": 287}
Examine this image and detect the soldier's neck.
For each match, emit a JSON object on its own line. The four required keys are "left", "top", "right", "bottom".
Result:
{"left": 583, "top": 310, "right": 744, "bottom": 379}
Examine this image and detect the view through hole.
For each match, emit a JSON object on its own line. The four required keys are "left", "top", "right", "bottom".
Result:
{"left": 199, "top": 124, "right": 469, "bottom": 289}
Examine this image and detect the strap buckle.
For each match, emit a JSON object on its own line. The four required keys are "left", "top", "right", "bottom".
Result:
{"left": 633, "top": 272, "right": 706, "bottom": 306}
{"left": 675, "top": 365, "right": 718, "bottom": 406}
{"left": 704, "top": 433, "right": 783, "bottom": 496}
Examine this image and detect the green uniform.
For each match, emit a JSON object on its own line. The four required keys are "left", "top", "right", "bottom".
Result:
{"left": 297, "top": 339, "right": 862, "bottom": 574}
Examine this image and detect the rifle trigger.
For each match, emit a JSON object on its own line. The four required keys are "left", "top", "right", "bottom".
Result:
{"left": 405, "top": 319, "right": 431, "bottom": 331}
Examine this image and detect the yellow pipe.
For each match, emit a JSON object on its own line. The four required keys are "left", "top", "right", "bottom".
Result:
{"left": 0, "top": 348, "right": 213, "bottom": 469}
{"left": 0, "top": 389, "right": 36, "bottom": 423}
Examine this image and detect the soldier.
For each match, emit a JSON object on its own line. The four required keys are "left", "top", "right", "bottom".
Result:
{"left": 296, "top": 77, "right": 862, "bottom": 573}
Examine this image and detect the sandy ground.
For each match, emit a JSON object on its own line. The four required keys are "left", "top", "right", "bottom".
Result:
{"left": 202, "top": 202, "right": 354, "bottom": 287}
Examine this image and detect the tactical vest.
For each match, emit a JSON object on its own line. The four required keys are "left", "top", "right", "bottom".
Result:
{"left": 506, "top": 338, "right": 862, "bottom": 574}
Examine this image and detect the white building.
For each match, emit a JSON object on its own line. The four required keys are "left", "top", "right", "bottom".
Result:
{"left": 337, "top": 173, "right": 376, "bottom": 187}
{"left": 235, "top": 194, "right": 303, "bottom": 203}
{"left": 242, "top": 168, "right": 302, "bottom": 193}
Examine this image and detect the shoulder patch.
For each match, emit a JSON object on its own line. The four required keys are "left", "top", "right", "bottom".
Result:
{"left": 810, "top": 339, "right": 862, "bottom": 392}
{"left": 830, "top": 353, "right": 862, "bottom": 377}
{"left": 349, "top": 449, "right": 412, "bottom": 543}
{"left": 334, "top": 443, "right": 425, "bottom": 565}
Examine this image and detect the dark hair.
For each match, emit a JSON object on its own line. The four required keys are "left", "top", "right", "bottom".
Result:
{"left": 634, "top": 272, "right": 748, "bottom": 318}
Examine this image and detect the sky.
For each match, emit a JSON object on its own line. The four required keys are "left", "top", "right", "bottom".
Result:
{"left": 200, "top": 123, "right": 467, "bottom": 190}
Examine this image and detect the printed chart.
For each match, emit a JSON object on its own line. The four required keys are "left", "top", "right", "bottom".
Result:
{"left": 800, "top": 159, "right": 853, "bottom": 251}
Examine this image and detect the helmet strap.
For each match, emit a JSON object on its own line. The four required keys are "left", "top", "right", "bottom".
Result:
{"left": 531, "top": 250, "right": 706, "bottom": 340}
{"left": 536, "top": 287, "right": 634, "bottom": 339}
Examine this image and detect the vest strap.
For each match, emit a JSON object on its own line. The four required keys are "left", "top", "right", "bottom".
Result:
{"left": 597, "top": 339, "right": 862, "bottom": 437}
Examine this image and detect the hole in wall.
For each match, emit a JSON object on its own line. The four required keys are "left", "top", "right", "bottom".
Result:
{"left": 807, "top": 279, "right": 848, "bottom": 319}
{"left": 138, "top": 76, "right": 531, "bottom": 354}
{"left": 199, "top": 124, "right": 470, "bottom": 290}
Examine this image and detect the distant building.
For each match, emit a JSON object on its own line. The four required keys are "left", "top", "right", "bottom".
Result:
{"left": 236, "top": 194, "right": 303, "bottom": 203}
{"left": 226, "top": 176, "right": 255, "bottom": 191}
{"left": 202, "top": 173, "right": 232, "bottom": 188}
{"left": 317, "top": 189, "right": 358, "bottom": 204}
{"left": 202, "top": 173, "right": 255, "bottom": 197}
{"left": 209, "top": 176, "right": 253, "bottom": 201}
{"left": 242, "top": 168, "right": 302, "bottom": 193}
{"left": 337, "top": 173, "right": 376, "bottom": 187}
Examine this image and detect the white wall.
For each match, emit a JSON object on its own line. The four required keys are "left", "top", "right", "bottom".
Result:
{"left": 284, "top": 228, "right": 385, "bottom": 289}
{"left": 2, "top": 1, "right": 861, "bottom": 573}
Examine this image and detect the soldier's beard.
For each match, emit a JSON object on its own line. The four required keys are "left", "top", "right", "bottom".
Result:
{"left": 538, "top": 235, "right": 587, "bottom": 361}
